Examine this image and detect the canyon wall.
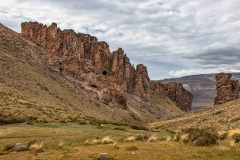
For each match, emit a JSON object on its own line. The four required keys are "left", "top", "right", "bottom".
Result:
{"left": 21, "top": 21, "right": 192, "bottom": 111}
{"left": 214, "top": 73, "right": 240, "bottom": 105}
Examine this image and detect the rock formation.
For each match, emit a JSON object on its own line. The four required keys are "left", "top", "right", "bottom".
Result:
{"left": 134, "top": 64, "right": 151, "bottom": 100}
{"left": 150, "top": 81, "right": 193, "bottom": 111}
{"left": 214, "top": 73, "right": 240, "bottom": 105}
{"left": 21, "top": 21, "right": 192, "bottom": 111}
{"left": 101, "top": 90, "right": 127, "bottom": 110}
{"left": 162, "top": 83, "right": 193, "bottom": 111}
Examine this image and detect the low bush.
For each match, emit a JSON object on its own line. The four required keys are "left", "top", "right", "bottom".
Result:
{"left": 218, "top": 131, "right": 228, "bottom": 140}
{"left": 176, "top": 128, "right": 218, "bottom": 146}
{"left": 134, "top": 134, "right": 150, "bottom": 141}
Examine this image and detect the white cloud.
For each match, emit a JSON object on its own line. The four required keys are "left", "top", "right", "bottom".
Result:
{"left": 1, "top": 0, "right": 240, "bottom": 79}
{"left": 169, "top": 68, "right": 240, "bottom": 78}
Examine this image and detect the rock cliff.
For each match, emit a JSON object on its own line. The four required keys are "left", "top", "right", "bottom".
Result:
{"left": 162, "top": 83, "right": 193, "bottom": 111}
{"left": 214, "top": 73, "right": 240, "bottom": 105}
{"left": 150, "top": 82, "right": 192, "bottom": 111}
{"left": 21, "top": 21, "right": 192, "bottom": 111}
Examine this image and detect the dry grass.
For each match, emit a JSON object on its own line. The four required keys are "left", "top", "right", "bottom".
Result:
{"left": 228, "top": 129, "right": 240, "bottom": 148}
{"left": 149, "top": 99, "right": 240, "bottom": 131}
{"left": 0, "top": 123, "right": 240, "bottom": 160}
{"left": 124, "top": 136, "right": 136, "bottom": 143}
{"left": 101, "top": 136, "right": 114, "bottom": 144}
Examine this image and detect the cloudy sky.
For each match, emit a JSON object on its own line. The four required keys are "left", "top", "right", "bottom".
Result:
{"left": 1, "top": 0, "right": 240, "bottom": 79}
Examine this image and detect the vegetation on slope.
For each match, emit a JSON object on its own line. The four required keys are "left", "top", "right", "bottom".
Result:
{"left": 149, "top": 99, "right": 240, "bottom": 131}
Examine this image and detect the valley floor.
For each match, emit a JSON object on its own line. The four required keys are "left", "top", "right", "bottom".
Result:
{"left": 0, "top": 123, "right": 240, "bottom": 160}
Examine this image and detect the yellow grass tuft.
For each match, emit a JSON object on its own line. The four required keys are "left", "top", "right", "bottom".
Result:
{"left": 57, "top": 140, "right": 65, "bottom": 149}
{"left": 228, "top": 129, "right": 240, "bottom": 147}
{"left": 148, "top": 134, "right": 159, "bottom": 142}
{"left": 92, "top": 138, "right": 102, "bottom": 145}
{"left": 124, "top": 136, "right": 136, "bottom": 142}
{"left": 102, "top": 136, "right": 114, "bottom": 144}
{"left": 28, "top": 140, "right": 44, "bottom": 153}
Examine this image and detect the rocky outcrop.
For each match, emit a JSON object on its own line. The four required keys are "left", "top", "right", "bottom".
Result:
{"left": 111, "top": 48, "right": 135, "bottom": 93}
{"left": 151, "top": 81, "right": 193, "bottom": 111}
{"left": 135, "top": 64, "right": 151, "bottom": 100}
{"left": 101, "top": 90, "right": 127, "bottom": 110}
{"left": 214, "top": 73, "right": 240, "bottom": 105}
{"left": 162, "top": 83, "right": 193, "bottom": 112}
{"left": 21, "top": 22, "right": 111, "bottom": 75}
{"left": 21, "top": 21, "right": 192, "bottom": 111}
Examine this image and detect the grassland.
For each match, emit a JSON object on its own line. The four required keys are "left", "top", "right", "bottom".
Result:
{"left": 149, "top": 99, "right": 240, "bottom": 131}
{"left": 0, "top": 123, "right": 240, "bottom": 160}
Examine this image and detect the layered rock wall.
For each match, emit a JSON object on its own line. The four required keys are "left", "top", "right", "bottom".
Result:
{"left": 21, "top": 21, "right": 192, "bottom": 111}
{"left": 214, "top": 73, "right": 240, "bottom": 105}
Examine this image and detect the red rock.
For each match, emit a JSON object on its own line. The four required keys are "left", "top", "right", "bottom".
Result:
{"left": 22, "top": 22, "right": 110, "bottom": 75}
{"left": 21, "top": 21, "right": 192, "bottom": 111}
{"left": 162, "top": 82, "right": 193, "bottom": 112}
{"left": 214, "top": 73, "right": 240, "bottom": 105}
{"left": 134, "top": 64, "right": 151, "bottom": 100}
{"left": 150, "top": 81, "right": 193, "bottom": 112}
{"left": 111, "top": 48, "right": 135, "bottom": 93}
{"left": 101, "top": 90, "right": 127, "bottom": 110}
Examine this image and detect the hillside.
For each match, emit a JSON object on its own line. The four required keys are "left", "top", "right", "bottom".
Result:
{"left": 161, "top": 73, "right": 240, "bottom": 109}
{"left": 0, "top": 22, "right": 187, "bottom": 125}
{"left": 149, "top": 99, "right": 240, "bottom": 131}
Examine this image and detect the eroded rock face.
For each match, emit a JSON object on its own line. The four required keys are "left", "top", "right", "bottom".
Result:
{"left": 162, "top": 82, "right": 193, "bottom": 112}
{"left": 22, "top": 22, "right": 110, "bottom": 75}
{"left": 134, "top": 64, "right": 151, "bottom": 100}
{"left": 151, "top": 81, "right": 193, "bottom": 112}
{"left": 214, "top": 73, "right": 240, "bottom": 105}
{"left": 101, "top": 90, "right": 127, "bottom": 110}
{"left": 111, "top": 48, "right": 135, "bottom": 93}
{"left": 21, "top": 21, "right": 192, "bottom": 111}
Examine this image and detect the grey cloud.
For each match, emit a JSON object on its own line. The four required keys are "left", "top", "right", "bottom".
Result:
{"left": 186, "top": 47, "right": 240, "bottom": 65}
{"left": 1, "top": 0, "right": 240, "bottom": 79}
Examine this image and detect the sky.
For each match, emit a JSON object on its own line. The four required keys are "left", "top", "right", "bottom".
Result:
{"left": 1, "top": 0, "right": 240, "bottom": 79}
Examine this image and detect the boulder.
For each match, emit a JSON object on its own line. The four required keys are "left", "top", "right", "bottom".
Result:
{"left": 97, "top": 153, "right": 113, "bottom": 160}
{"left": 3, "top": 143, "right": 28, "bottom": 152}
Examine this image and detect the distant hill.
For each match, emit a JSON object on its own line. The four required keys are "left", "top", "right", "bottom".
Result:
{"left": 160, "top": 73, "right": 240, "bottom": 109}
